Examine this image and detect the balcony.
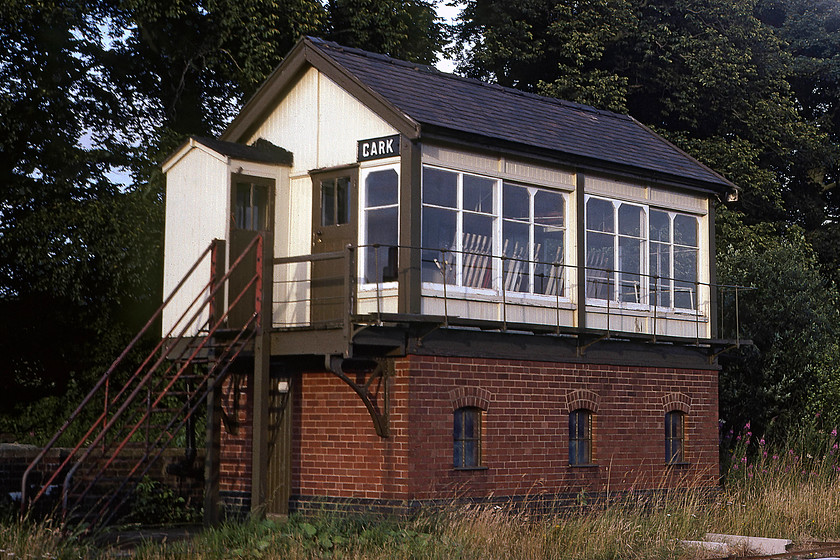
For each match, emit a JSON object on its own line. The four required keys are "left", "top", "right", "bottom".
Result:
{"left": 268, "top": 244, "right": 747, "bottom": 357}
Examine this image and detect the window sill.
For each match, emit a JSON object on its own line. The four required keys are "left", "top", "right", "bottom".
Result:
{"left": 568, "top": 463, "right": 598, "bottom": 469}
{"left": 666, "top": 461, "right": 691, "bottom": 467}
{"left": 454, "top": 466, "right": 489, "bottom": 472}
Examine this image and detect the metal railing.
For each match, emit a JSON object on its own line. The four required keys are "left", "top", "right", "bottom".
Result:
{"left": 22, "top": 235, "right": 265, "bottom": 526}
{"left": 271, "top": 243, "right": 746, "bottom": 343}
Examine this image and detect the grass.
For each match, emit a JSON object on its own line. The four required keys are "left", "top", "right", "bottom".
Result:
{"left": 5, "top": 426, "right": 840, "bottom": 559}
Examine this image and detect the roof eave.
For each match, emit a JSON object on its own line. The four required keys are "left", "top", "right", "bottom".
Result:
{"left": 418, "top": 125, "right": 736, "bottom": 198}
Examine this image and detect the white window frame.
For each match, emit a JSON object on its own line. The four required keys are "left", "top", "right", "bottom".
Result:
{"left": 359, "top": 161, "right": 400, "bottom": 290}
{"left": 585, "top": 194, "right": 701, "bottom": 313}
{"left": 421, "top": 165, "right": 569, "bottom": 301}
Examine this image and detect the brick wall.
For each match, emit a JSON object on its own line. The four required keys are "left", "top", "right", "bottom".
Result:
{"left": 292, "top": 362, "right": 411, "bottom": 509}
{"left": 405, "top": 355, "right": 718, "bottom": 502}
{"left": 291, "top": 354, "right": 718, "bottom": 510}
{"left": 218, "top": 372, "right": 254, "bottom": 516}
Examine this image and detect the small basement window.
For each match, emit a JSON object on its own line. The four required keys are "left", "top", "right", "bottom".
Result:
{"left": 453, "top": 406, "right": 482, "bottom": 468}
{"left": 569, "top": 409, "right": 593, "bottom": 466}
{"left": 665, "top": 410, "right": 686, "bottom": 464}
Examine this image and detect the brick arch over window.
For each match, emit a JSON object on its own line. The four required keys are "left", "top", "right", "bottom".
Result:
{"left": 564, "top": 389, "right": 600, "bottom": 414}
{"left": 449, "top": 386, "right": 492, "bottom": 411}
{"left": 662, "top": 392, "right": 691, "bottom": 414}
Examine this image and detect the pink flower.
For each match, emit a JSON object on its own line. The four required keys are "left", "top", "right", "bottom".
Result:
{"left": 832, "top": 428, "right": 837, "bottom": 437}
{"left": 759, "top": 438, "right": 766, "bottom": 446}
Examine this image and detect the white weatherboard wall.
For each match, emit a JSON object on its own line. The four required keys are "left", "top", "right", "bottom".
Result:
{"left": 246, "top": 67, "right": 400, "bottom": 325}
{"left": 247, "top": 68, "right": 398, "bottom": 178}
{"left": 162, "top": 143, "right": 229, "bottom": 337}
{"left": 163, "top": 142, "right": 290, "bottom": 336}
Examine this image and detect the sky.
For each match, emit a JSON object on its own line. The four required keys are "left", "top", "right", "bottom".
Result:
{"left": 435, "top": 1, "right": 461, "bottom": 72}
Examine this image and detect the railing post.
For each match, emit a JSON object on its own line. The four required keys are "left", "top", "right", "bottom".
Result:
{"left": 374, "top": 244, "right": 382, "bottom": 325}
{"left": 441, "top": 249, "right": 449, "bottom": 328}
{"left": 501, "top": 255, "right": 507, "bottom": 331}
{"left": 653, "top": 275, "right": 658, "bottom": 343}
{"left": 555, "top": 261, "right": 561, "bottom": 334}
{"left": 344, "top": 244, "right": 355, "bottom": 356}
{"left": 695, "top": 279, "right": 700, "bottom": 345}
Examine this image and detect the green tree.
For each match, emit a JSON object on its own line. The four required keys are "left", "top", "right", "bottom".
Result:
{"left": 326, "top": 0, "right": 447, "bottom": 66}
{"left": 718, "top": 226, "right": 840, "bottom": 439}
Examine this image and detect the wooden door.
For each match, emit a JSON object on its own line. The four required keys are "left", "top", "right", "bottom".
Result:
{"left": 311, "top": 168, "right": 357, "bottom": 325}
{"left": 265, "top": 373, "right": 292, "bottom": 516}
{"left": 229, "top": 175, "right": 273, "bottom": 329}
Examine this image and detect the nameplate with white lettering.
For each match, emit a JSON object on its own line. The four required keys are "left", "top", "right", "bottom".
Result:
{"left": 357, "top": 134, "right": 400, "bottom": 161}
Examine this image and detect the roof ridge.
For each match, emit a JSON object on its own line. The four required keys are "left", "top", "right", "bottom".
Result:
{"left": 307, "top": 36, "right": 631, "bottom": 122}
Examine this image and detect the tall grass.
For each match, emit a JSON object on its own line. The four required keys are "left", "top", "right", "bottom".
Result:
{"left": 5, "top": 421, "right": 840, "bottom": 559}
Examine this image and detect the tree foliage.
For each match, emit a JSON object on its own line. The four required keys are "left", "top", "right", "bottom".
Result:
{"left": 0, "top": 0, "right": 446, "bottom": 439}
{"left": 456, "top": 0, "right": 840, "bottom": 435}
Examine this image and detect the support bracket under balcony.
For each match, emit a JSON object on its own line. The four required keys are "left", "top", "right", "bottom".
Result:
{"left": 326, "top": 355, "right": 391, "bottom": 438}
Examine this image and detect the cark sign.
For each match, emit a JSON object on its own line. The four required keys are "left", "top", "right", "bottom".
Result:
{"left": 357, "top": 134, "right": 400, "bottom": 162}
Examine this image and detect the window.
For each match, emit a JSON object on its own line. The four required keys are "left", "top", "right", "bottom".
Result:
{"left": 361, "top": 167, "right": 399, "bottom": 283}
{"left": 421, "top": 165, "right": 567, "bottom": 296}
{"left": 320, "top": 176, "right": 351, "bottom": 226}
{"left": 650, "top": 212, "right": 698, "bottom": 309}
{"left": 233, "top": 181, "right": 268, "bottom": 231}
{"left": 503, "top": 184, "right": 565, "bottom": 295}
{"left": 586, "top": 196, "right": 699, "bottom": 309}
{"left": 665, "top": 411, "right": 685, "bottom": 464}
{"left": 422, "top": 167, "right": 495, "bottom": 289}
{"left": 569, "top": 409, "right": 593, "bottom": 466}
{"left": 453, "top": 407, "right": 482, "bottom": 468}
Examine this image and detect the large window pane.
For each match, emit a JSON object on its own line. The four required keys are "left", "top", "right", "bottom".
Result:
{"left": 464, "top": 174, "right": 494, "bottom": 213}
{"left": 462, "top": 213, "right": 494, "bottom": 289}
{"left": 618, "top": 204, "right": 643, "bottom": 237}
{"left": 674, "top": 246, "right": 697, "bottom": 309}
{"left": 674, "top": 214, "right": 698, "bottom": 247}
{"left": 423, "top": 167, "right": 457, "bottom": 207}
{"left": 421, "top": 206, "right": 456, "bottom": 283}
{"left": 649, "top": 241, "right": 672, "bottom": 307}
{"left": 503, "top": 183, "right": 529, "bottom": 220}
{"left": 534, "top": 190, "right": 564, "bottom": 227}
{"left": 365, "top": 207, "right": 398, "bottom": 283}
{"left": 650, "top": 210, "right": 670, "bottom": 243}
{"left": 454, "top": 407, "right": 481, "bottom": 468}
{"left": 586, "top": 231, "right": 614, "bottom": 300}
{"left": 618, "top": 236, "right": 642, "bottom": 303}
{"left": 569, "top": 409, "right": 592, "bottom": 466}
{"left": 587, "top": 198, "right": 614, "bottom": 232}
{"left": 366, "top": 169, "right": 398, "bottom": 207}
{"left": 503, "top": 220, "right": 529, "bottom": 292}
{"left": 535, "top": 225, "right": 564, "bottom": 295}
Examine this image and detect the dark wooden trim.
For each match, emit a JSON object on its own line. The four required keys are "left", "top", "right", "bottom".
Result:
{"left": 251, "top": 229, "right": 274, "bottom": 516}
{"left": 203, "top": 380, "right": 221, "bottom": 526}
{"left": 398, "top": 136, "right": 422, "bottom": 314}
{"left": 708, "top": 202, "right": 718, "bottom": 339}
{"left": 576, "top": 173, "right": 587, "bottom": 331}
{"left": 419, "top": 127, "right": 730, "bottom": 197}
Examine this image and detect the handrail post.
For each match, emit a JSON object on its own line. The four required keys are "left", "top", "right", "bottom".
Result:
{"left": 695, "top": 279, "right": 700, "bottom": 345}
{"left": 441, "top": 249, "right": 449, "bottom": 328}
{"left": 374, "top": 244, "right": 382, "bottom": 325}
{"left": 501, "top": 255, "right": 507, "bottom": 331}
{"left": 344, "top": 244, "right": 355, "bottom": 357}
{"left": 653, "top": 274, "right": 658, "bottom": 343}
{"left": 555, "top": 261, "right": 561, "bottom": 334}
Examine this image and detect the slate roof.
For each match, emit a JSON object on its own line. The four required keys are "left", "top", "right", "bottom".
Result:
{"left": 307, "top": 38, "right": 734, "bottom": 193}
{"left": 192, "top": 136, "right": 293, "bottom": 166}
